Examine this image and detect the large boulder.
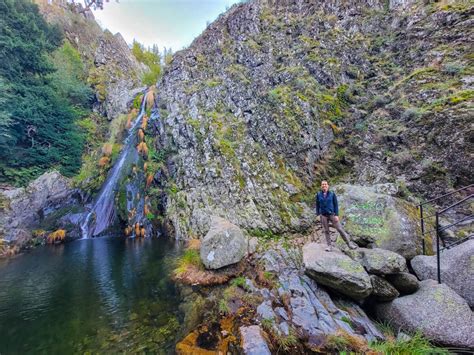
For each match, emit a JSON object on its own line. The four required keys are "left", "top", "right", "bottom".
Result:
{"left": 375, "top": 280, "right": 474, "bottom": 348}
{"left": 347, "top": 248, "right": 408, "bottom": 275}
{"left": 370, "top": 275, "right": 399, "bottom": 301}
{"left": 200, "top": 217, "right": 247, "bottom": 269}
{"left": 303, "top": 243, "right": 372, "bottom": 300}
{"left": 335, "top": 184, "right": 421, "bottom": 259}
{"left": 239, "top": 325, "right": 271, "bottom": 355}
{"left": 385, "top": 273, "right": 419, "bottom": 295}
{"left": 411, "top": 239, "right": 474, "bottom": 307}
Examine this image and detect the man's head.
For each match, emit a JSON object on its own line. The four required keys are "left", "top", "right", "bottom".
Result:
{"left": 321, "top": 180, "right": 329, "bottom": 192}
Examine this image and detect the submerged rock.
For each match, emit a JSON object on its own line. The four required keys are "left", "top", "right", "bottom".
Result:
{"left": 375, "top": 280, "right": 474, "bottom": 348}
{"left": 200, "top": 217, "right": 247, "bottom": 269}
{"left": 335, "top": 184, "right": 421, "bottom": 259}
{"left": 411, "top": 239, "right": 474, "bottom": 307}
{"left": 303, "top": 243, "right": 372, "bottom": 300}
{"left": 239, "top": 325, "right": 271, "bottom": 355}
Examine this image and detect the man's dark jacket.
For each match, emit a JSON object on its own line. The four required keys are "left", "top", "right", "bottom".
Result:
{"left": 315, "top": 190, "right": 339, "bottom": 216}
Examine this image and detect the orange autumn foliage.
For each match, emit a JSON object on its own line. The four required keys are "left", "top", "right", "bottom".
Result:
{"left": 140, "top": 227, "right": 146, "bottom": 238}
{"left": 47, "top": 229, "right": 66, "bottom": 244}
{"left": 146, "top": 173, "right": 154, "bottom": 188}
{"left": 124, "top": 226, "right": 132, "bottom": 237}
{"left": 134, "top": 223, "right": 140, "bottom": 236}
{"left": 137, "top": 129, "right": 145, "bottom": 142}
{"left": 143, "top": 162, "right": 148, "bottom": 172}
{"left": 145, "top": 91, "right": 155, "bottom": 111}
{"left": 141, "top": 115, "right": 148, "bottom": 130}
{"left": 98, "top": 156, "right": 110, "bottom": 167}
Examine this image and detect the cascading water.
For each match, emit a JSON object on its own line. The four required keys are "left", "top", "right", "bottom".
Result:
{"left": 81, "top": 91, "right": 156, "bottom": 238}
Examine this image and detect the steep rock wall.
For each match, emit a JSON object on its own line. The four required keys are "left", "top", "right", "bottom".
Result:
{"left": 155, "top": 0, "right": 472, "bottom": 239}
{"left": 35, "top": 0, "right": 146, "bottom": 120}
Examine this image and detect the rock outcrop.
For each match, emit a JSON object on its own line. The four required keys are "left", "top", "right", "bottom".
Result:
{"left": 35, "top": 0, "right": 145, "bottom": 120}
{"left": 303, "top": 243, "right": 373, "bottom": 300}
{"left": 200, "top": 217, "right": 247, "bottom": 269}
{"left": 155, "top": 0, "right": 472, "bottom": 239}
{"left": 375, "top": 280, "right": 474, "bottom": 348}
{"left": 0, "top": 171, "right": 77, "bottom": 254}
{"left": 411, "top": 239, "right": 474, "bottom": 307}
{"left": 259, "top": 244, "right": 383, "bottom": 349}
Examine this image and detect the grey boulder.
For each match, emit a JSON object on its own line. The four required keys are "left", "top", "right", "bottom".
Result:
{"left": 375, "top": 280, "right": 474, "bottom": 348}
{"left": 385, "top": 272, "right": 419, "bottom": 295}
{"left": 303, "top": 243, "right": 372, "bottom": 300}
{"left": 370, "top": 275, "right": 399, "bottom": 301}
{"left": 200, "top": 217, "right": 247, "bottom": 269}
{"left": 411, "top": 239, "right": 474, "bottom": 307}
{"left": 347, "top": 247, "right": 407, "bottom": 275}
{"left": 239, "top": 325, "right": 271, "bottom": 355}
{"left": 336, "top": 184, "right": 421, "bottom": 259}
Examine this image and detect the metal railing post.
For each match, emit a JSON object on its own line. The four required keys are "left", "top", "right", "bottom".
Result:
{"left": 420, "top": 204, "right": 425, "bottom": 255}
{"left": 435, "top": 211, "right": 441, "bottom": 284}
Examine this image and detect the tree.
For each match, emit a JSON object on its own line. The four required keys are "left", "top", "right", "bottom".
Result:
{"left": 0, "top": 0, "right": 90, "bottom": 185}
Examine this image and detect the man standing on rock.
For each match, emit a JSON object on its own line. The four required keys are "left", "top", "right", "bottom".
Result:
{"left": 316, "top": 180, "right": 357, "bottom": 251}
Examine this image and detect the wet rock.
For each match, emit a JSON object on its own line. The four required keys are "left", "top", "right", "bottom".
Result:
{"left": 411, "top": 239, "right": 474, "bottom": 307}
{"left": 385, "top": 273, "right": 419, "bottom": 295}
{"left": 335, "top": 184, "right": 421, "bottom": 259}
{"left": 375, "top": 280, "right": 474, "bottom": 348}
{"left": 370, "top": 275, "right": 399, "bottom": 302}
{"left": 200, "top": 217, "right": 247, "bottom": 269}
{"left": 303, "top": 243, "right": 372, "bottom": 300}
{"left": 347, "top": 247, "right": 407, "bottom": 275}
{"left": 239, "top": 325, "right": 271, "bottom": 355}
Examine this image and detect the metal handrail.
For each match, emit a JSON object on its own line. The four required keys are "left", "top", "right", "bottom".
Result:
{"left": 438, "top": 194, "right": 473, "bottom": 214}
{"left": 419, "top": 184, "right": 473, "bottom": 206}
{"left": 418, "top": 184, "right": 473, "bottom": 283}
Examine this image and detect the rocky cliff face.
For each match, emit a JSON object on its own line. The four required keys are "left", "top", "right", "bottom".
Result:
{"left": 155, "top": 0, "right": 473, "bottom": 239}
{"left": 35, "top": 0, "right": 146, "bottom": 120}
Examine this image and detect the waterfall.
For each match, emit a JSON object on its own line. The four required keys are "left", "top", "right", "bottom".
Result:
{"left": 81, "top": 92, "right": 154, "bottom": 238}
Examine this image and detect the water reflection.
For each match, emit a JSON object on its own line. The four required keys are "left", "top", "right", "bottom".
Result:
{"left": 0, "top": 237, "right": 182, "bottom": 354}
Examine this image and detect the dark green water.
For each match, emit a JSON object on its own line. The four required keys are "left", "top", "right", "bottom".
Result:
{"left": 0, "top": 237, "right": 183, "bottom": 354}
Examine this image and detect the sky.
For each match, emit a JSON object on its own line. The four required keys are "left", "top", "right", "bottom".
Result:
{"left": 92, "top": 0, "right": 241, "bottom": 52}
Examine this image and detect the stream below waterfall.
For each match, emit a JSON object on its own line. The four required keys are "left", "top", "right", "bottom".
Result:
{"left": 0, "top": 236, "right": 184, "bottom": 354}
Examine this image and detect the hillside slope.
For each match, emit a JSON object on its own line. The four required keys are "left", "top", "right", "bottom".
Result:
{"left": 155, "top": 0, "right": 473, "bottom": 238}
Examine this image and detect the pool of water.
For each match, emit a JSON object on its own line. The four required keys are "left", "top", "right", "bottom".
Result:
{"left": 0, "top": 237, "right": 183, "bottom": 354}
